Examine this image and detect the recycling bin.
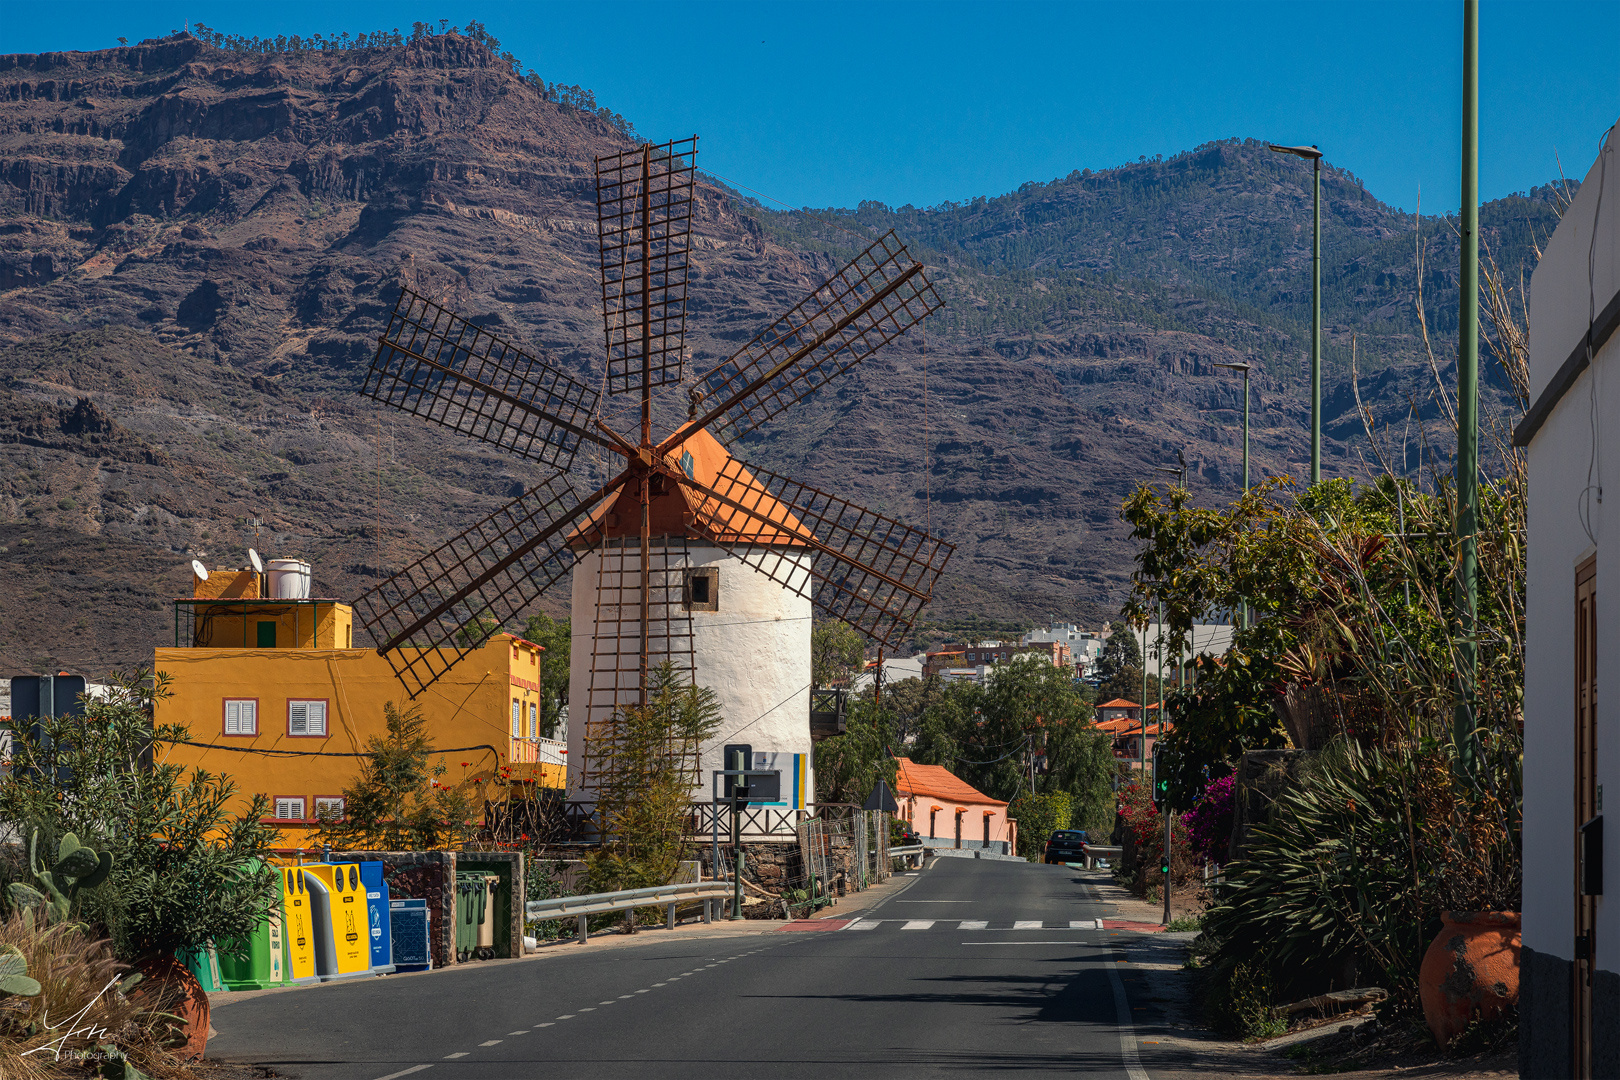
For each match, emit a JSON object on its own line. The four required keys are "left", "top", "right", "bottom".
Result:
{"left": 279, "top": 867, "right": 319, "bottom": 985}
{"left": 358, "top": 861, "right": 394, "bottom": 974}
{"left": 305, "top": 862, "right": 372, "bottom": 981}
{"left": 390, "top": 897, "right": 431, "bottom": 971}
{"left": 454, "top": 872, "right": 485, "bottom": 963}
{"left": 473, "top": 875, "right": 500, "bottom": 959}
{"left": 177, "top": 941, "right": 224, "bottom": 992}
{"left": 219, "top": 858, "right": 286, "bottom": 990}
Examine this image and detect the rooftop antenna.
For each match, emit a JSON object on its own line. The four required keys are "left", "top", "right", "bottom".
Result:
{"left": 190, "top": 559, "right": 209, "bottom": 582}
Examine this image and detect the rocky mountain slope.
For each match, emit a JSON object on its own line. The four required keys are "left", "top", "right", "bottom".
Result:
{"left": 0, "top": 31, "right": 1546, "bottom": 675}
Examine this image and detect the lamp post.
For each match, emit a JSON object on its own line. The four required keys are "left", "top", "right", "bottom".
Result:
{"left": 1213, "top": 361, "right": 1252, "bottom": 628}
{"left": 1268, "top": 142, "right": 1323, "bottom": 485}
{"left": 1455, "top": 1, "right": 1479, "bottom": 779}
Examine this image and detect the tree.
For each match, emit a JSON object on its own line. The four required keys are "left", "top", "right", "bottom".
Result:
{"left": 1096, "top": 621, "right": 1141, "bottom": 686}
{"left": 455, "top": 607, "right": 501, "bottom": 647}
{"left": 811, "top": 620, "right": 866, "bottom": 688}
{"left": 1098, "top": 664, "right": 1161, "bottom": 706}
{"left": 812, "top": 698, "right": 897, "bottom": 805}
{"left": 521, "top": 612, "right": 570, "bottom": 738}
{"left": 585, "top": 662, "right": 723, "bottom": 894}
{"left": 315, "top": 701, "right": 478, "bottom": 851}
{"left": 0, "top": 670, "right": 280, "bottom": 961}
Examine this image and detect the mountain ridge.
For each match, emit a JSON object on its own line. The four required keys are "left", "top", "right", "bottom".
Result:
{"left": 0, "top": 31, "right": 1539, "bottom": 675}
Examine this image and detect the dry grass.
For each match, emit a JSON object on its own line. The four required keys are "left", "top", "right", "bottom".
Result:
{"left": 0, "top": 915, "right": 196, "bottom": 1080}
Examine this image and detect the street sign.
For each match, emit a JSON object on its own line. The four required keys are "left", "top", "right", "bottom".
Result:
{"left": 863, "top": 779, "right": 899, "bottom": 814}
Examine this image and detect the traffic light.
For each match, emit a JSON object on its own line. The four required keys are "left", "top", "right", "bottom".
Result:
{"left": 1151, "top": 745, "right": 1170, "bottom": 811}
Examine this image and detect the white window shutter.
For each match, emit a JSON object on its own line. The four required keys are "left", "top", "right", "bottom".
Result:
{"left": 289, "top": 702, "right": 307, "bottom": 735}
{"left": 309, "top": 700, "right": 326, "bottom": 735}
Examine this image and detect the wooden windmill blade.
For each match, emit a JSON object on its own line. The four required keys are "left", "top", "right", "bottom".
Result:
{"left": 353, "top": 469, "right": 629, "bottom": 698}
{"left": 667, "top": 231, "right": 942, "bottom": 451}
{"left": 363, "top": 287, "right": 610, "bottom": 470}
{"left": 595, "top": 136, "right": 699, "bottom": 397}
{"left": 674, "top": 457, "right": 954, "bottom": 647}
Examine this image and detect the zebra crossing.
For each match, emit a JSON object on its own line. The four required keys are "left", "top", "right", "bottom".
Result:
{"left": 845, "top": 918, "right": 1103, "bottom": 931}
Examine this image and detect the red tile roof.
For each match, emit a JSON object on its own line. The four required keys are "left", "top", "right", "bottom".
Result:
{"left": 1098, "top": 698, "right": 1140, "bottom": 709}
{"left": 894, "top": 757, "right": 1007, "bottom": 807}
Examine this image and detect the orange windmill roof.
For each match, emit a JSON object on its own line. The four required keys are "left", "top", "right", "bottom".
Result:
{"left": 569, "top": 428, "right": 814, "bottom": 548}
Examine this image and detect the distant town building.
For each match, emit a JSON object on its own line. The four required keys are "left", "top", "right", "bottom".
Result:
{"left": 1095, "top": 698, "right": 1141, "bottom": 724}
{"left": 1021, "top": 623, "right": 1108, "bottom": 677}
{"left": 922, "top": 640, "right": 1069, "bottom": 680}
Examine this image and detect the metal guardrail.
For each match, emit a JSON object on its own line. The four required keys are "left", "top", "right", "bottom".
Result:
{"left": 889, "top": 843, "right": 925, "bottom": 867}
{"left": 525, "top": 881, "right": 734, "bottom": 944}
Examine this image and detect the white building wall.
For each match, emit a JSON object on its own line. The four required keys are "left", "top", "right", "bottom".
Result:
{"left": 567, "top": 542, "right": 814, "bottom": 805}
{"left": 1524, "top": 125, "right": 1620, "bottom": 970}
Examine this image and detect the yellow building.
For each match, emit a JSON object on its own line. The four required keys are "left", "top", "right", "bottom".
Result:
{"left": 158, "top": 568, "right": 563, "bottom": 851}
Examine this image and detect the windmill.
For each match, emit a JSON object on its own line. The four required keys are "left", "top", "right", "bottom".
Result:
{"left": 353, "top": 135, "right": 952, "bottom": 806}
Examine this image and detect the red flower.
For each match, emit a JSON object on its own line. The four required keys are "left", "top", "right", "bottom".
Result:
{"left": 460, "top": 761, "right": 470, "bottom": 768}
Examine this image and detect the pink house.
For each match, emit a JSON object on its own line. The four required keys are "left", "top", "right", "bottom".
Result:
{"left": 894, "top": 757, "right": 1015, "bottom": 855}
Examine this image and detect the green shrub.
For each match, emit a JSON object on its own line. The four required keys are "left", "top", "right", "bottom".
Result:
{"left": 1010, "top": 791, "right": 1072, "bottom": 859}
{"left": 1203, "top": 959, "right": 1286, "bottom": 1040}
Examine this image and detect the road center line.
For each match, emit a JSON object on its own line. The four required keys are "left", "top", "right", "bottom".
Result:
{"left": 478, "top": 1040, "right": 502, "bottom": 1047}
{"left": 443, "top": 1052, "right": 469, "bottom": 1059}
{"left": 374, "top": 1066, "right": 433, "bottom": 1080}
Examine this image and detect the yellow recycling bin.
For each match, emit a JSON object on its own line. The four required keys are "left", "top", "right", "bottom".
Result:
{"left": 279, "top": 867, "right": 319, "bottom": 985}
{"left": 304, "top": 862, "right": 372, "bottom": 981}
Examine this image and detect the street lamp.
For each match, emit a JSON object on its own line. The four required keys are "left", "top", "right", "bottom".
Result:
{"left": 1213, "top": 361, "right": 1252, "bottom": 628}
{"left": 1268, "top": 142, "right": 1323, "bottom": 486}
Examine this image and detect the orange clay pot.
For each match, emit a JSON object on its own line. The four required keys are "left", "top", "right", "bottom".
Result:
{"left": 1418, "top": 910, "right": 1520, "bottom": 1047}
{"left": 132, "top": 953, "right": 211, "bottom": 1060}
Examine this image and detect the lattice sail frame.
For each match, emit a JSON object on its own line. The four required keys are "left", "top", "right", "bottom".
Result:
{"left": 363, "top": 288, "right": 601, "bottom": 470}
{"left": 579, "top": 534, "right": 699, "bottom": 792}
{"left": 596, "top": 136, "right": 698, "bottom": 397}
{"left": 680, "top": 458, "right": 954, "bottom": 647}
{"left": 692, "top": 230, "right": 943, "bottom": 446}
{"left": 350, "top": 475, "right": 588, "bottom": 697}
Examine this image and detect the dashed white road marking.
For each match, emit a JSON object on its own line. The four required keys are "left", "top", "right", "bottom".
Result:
{"left": 849, "top": 920, "right": 882, "bottom": 930}
{"left": 536, "top": 1022, "right": 555, "bottom": 1028}
{"left": 373, "top": 1066, "right": 433, "bottom": 1080}
{"left": 578, "top": 1007, "right": 596, "bottom": 1012}
{"left": 443, "top": 1052, "right": 469, "bottom": 1059}
{"left": 652, "top": 982, "right": 667, "bottom": 986}
{"left": 555, "top": 1015, "right": 574, "bottom": 1020}
{"left": 1014, "top": 921, "right": 1043, "bottom": 929}
{"left": 1070, "top": 920, "right": 1099, "bottom": 929}
{"left": 902, "top": 920, "right": 936, "bottom": 930}
{"left": 958, "top": 920, "right": 988, "bottom": 930}
{"left": 507, "top": 1030, "right": 528, "bottom": 1035}
{"left": 634, "top": 988, "right": 650, "bottom": 994}
{"left": 478, "top": 1040, "right": 502, "bottom": 1047}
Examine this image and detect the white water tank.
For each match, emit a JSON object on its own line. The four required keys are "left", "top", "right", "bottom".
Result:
{"left": 266, "top": 558, "right": 312, "bottom": 599}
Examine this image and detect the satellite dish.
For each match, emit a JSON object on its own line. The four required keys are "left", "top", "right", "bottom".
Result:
{"left": 190, "top": 559, "right": 210, "bottom": 581}
{"left": 248, "top": 548, "right": 264, "bottom": 574}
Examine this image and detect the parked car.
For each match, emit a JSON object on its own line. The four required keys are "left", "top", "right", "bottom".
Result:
{"left": 895, "top": 826, "right": 921, "bottom": 847}
{"left": 1043, "top": 829, "right": 1089, "bottom": 864}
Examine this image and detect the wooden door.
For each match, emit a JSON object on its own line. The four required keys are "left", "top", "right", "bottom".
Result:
{"left": 1575, "top": 555, "right": 1597, "bottom": 1078}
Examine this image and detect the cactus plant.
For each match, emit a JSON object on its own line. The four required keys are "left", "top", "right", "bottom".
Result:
{"left": 6, "top": 830, "right": 113, "bottom": 925}
{"left": 0, "top": 946, "right": 42, "bottom": 998}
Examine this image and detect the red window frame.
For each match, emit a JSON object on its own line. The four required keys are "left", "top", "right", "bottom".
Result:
{"left": 221, "top": 697, "right": 260, "bottom": 737}
{"left": 267, "top": 795, "right": 308, "bottom": 822}
{"left": 285, "top": 698, "right": 331, "bottom": 738}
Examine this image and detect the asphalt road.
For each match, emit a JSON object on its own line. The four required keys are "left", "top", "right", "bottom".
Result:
{"left": 210, "top": 858, "right": 1151, "bottom": 1079}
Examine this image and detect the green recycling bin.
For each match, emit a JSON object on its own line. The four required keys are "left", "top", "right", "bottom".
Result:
{"left": 177, "top": 941, "right": 225, "bottom": 993}
{"left": 219, "top": 859, "right": 286, "bottom": 990}
{"left": 455, "top": 872, "right": 492, "bottom": 963}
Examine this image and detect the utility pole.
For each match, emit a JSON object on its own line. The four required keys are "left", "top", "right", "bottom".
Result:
{"left": 1212, "top": 361, "right": 1252, "bottom": 628}
{"left": 1159, "top": 600, "right": 1170, "bottom": 926}
{"left": 1454, "top": 0, "right": 1480, "bottom": 779}
{"left": 1268, "top": 142, "right": 1325, "bottom": 483}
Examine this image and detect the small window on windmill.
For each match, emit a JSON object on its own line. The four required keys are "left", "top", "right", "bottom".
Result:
{"left": 684, "top": 568, "right": 719, "bottom": 612}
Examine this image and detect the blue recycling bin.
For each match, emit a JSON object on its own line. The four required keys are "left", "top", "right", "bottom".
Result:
{"left": 358, "top": 861, "right": 395, "bottom": 974}
{"left": 390, "top": 897, "right": 431, "bottom": 971}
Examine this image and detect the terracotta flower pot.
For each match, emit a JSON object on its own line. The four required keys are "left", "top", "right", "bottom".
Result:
{"left": 1418, "top": 910, "right": 1520, "bottom": 1047}
{"left": 132, "top": 953, "right": 211, "bottom": 1060}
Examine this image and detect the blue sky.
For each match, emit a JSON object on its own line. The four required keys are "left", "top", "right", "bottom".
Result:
{"left": 4, "top": 1, "right": 1615, "bottom": 214}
